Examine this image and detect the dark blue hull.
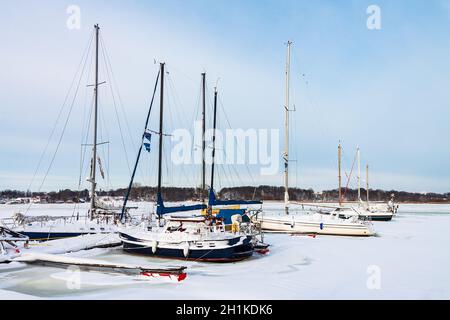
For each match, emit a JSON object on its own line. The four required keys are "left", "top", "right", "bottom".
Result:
{"left": 335, "top": 214, "right": 393, "bottom": 222}
{"left": 120, "top": 233, "right": 254, "bottom": 262}
{"left": 366, "top": 215, "right": 393, "bottom": 221}
{"left": 20, "top": 231, "right": 100, "bottom": 241}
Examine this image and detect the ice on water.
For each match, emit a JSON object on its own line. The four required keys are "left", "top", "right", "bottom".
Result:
{"left": 1, "top": 202, "right": 449, "bottom": 299}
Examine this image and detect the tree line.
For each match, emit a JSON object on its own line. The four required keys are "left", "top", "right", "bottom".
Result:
{"left": 1, "top": 186, "right": 449, "bottom": 203}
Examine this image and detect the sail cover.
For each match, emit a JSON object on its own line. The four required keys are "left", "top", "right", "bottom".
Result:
{"left": 208, "top": 189, "right": 262, "bottom": 207}
{"left": 156, "top": 193, "right": 206, "bottom": 217}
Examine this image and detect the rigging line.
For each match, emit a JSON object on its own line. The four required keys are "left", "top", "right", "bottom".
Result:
{"left": 126, "top": 69, "right": 161, "bottom": 203}
{"left": 165, "top": 75, "right": 194, "bottom": 188}
{"left": 189, "top": 94, "right": 200, "bottom": 186}
{"left": 217, "top": 137, "right": 243, "bottom": 188}
{"left": 99, "top": 39, "right": 132, "bottom": 176}
{"left": 343, "top": 148, "right": 357, "bottom": 199}
{"left": 99, "top": 34, "right": 138, "bottom": 154}
{"left": 73, "top": 92, "right": 95, "bottom": 217}
{"left": 166, "top": 71, "right": 192, "bottom": 134}
{"left": 98, "top": 96, "right": 111, "bottom": 190}
{"left": 216, "top": 96, "right": 258, "bottom": 195}
{"left": 78, "top": 93, "right": 95, "bottom": 190}
{"left": 26, "top": 29, "right": 95, "bottom": 194}
{"left": 25, "top": 33, "right": 93, "bottom": 214}
{"left": 168, "top": 72, "right": 199, "bottom": 184}
{"left": 164, "top": 64, "right": 198, "bottom": 89}
{"left": 218, "top": 164, "right": 230, "bottom": 190}
{"left": 97, "top": 88, "right": 113, "bottom": 192}
{"left": 164, "top": 82, "right": 174, "bottom": 187}
{"left": 189, "top": 80, "right": 203, "bottom": 185}
{"left": 73, "top": 48, "right": 95, "bottom": 217}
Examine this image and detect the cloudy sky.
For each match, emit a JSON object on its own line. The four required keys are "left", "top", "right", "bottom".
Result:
{"left": 1, "top": 0, "right": 449, "bottom": 193}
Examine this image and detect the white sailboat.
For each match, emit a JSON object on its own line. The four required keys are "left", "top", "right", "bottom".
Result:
{"left": 7, "top": 25, "right": 136, "bottom": 241}
{"left": 317, "top": 148, "right": 397, "bottom": 221}
{"left": 355, "top": 160, "right": 398, "bottom": 221}
{"left": 255, "top": 42, "right": 374, "bottom": 237}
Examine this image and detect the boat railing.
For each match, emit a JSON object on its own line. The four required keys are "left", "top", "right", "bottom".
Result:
{"left": 1, "top": 211, "right": 141, "bottom": 228}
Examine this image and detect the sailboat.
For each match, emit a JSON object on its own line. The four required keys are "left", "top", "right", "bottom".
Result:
{"left": 313, "top": 146, "right": 397, "bottom": 221}
{"left": 351, "top": 155, "right": 398, "bottom": 221}
{"left": 254, "top": 42, "right": 374, "bottom": 237}
{"left": 8, "top": 25, "right": 134, "bottom": 241}
{"left": 119, "top": 63, "right": 255, "bottom": 262}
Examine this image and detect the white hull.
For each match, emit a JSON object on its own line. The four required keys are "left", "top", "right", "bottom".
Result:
{"left": 255, "top": 214, "right": 374, "bottom": 237}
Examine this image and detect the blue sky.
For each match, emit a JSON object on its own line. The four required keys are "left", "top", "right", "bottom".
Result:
{"left": 1, "top": 0, "right": 449, "bottom": 193}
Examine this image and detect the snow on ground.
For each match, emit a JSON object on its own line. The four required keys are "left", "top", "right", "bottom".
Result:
{"left": 0, "top": 203, "right": 449, "bottom": 299}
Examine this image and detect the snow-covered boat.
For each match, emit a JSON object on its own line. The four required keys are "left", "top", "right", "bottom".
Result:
{"left": 354, "top": 194, "right": 398, "bottom": 221}
{"left": 255, "top": 210, "right": 374, "bottom": 236}
{"left": 353, "top": 204, "right": 395, "bottom": 221}
{"left": 0, "top": 226, "right": 29, "bottom": 263}
{"left": 253, "top": 43, "right": 374, "bottom": 237}
{"left": 120, "top": 215, "right": 254, "bottom": 262}
{"left": 351, "top": 154, "right": 398, "bottom": 221}
{"left": 4, "top": 213, "right": 119, "bottom": 241}
{"left": 119, "top": 64, "right": 256, "bottom": 262}
{"left": 5, "top": 25, "right": 138, "bottom": 241}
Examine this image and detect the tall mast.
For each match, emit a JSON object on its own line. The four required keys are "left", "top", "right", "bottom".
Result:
{"left": 357, "top": 146, "right": 361, "bottom": 201}
{"left": 366, "top": 164, "right": 370, "bottom": 205}
{"left": 89, "top": 24, "right": 100, "bottom": 218}
{"left": 338, "top": 142, "right": 342, "bottom": 206}
{"left": 157, "top": 63, "right": 165, "bottom": 197}
{"left": 201, "top": 72, "right": 206, "bottom": 203}
{"left": 209, "top": 87, "right": 218, "bottom": 209}
{"left": 120, "top": 70, "right": 160, "bottom": 221}
{"left": 284, "top": 41, "right": 292, "bottom": 215}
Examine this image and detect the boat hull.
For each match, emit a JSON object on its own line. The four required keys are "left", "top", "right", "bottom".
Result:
{"left": 361, "top": 215, "right": 393, "bottom": 222}
{"left": 18, "top": 231, "right": 112, "bottom": 241}
{"left": 120, "top": 233, "right": 254, "bottom": 262}
{"left": 257, "top": 217, "right": 373, "bottom": 237}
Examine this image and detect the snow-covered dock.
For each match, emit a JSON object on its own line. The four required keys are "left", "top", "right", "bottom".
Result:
{"left": 1, "top": 232, "right": 187, "bottom": 281}
{"left": 12, "top": 253, "right": 187, "bottom": 281}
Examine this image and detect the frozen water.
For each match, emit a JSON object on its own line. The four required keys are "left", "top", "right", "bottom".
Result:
{"left": 0, "top": 203, "right": 449, "bottom": 299}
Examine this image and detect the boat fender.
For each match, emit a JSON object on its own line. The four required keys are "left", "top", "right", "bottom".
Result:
{"left": 320, "top": 223, "right": 324, "bottom": 230}
{"left": 151, "top": 241, "right": 158, "bottom": 254}
{"left": 183, "top": 242, "right": 189, "bottom": 258}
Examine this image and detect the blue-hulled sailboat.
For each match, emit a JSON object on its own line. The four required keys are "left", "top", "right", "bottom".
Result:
{"left": 119, "top": 64, "right": 255, "bottom": 262}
